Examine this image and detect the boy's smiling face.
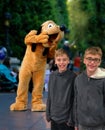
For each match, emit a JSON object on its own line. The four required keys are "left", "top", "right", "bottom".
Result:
{"left": 55, "top": 54, "right": 70, "bottom": 73}
{"left": 84, "top": 54, "right": 101, "bottom": 76}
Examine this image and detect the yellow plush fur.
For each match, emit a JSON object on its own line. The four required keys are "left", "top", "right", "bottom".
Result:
{"left": 10, "top": 20, "right": 64, "bottom": 111}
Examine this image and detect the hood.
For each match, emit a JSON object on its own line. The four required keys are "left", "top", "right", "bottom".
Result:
{"left": 90, "top": 67, "right": 105, "bottom": 79}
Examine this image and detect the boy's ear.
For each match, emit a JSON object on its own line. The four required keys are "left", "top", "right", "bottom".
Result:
{"left": 98, "top": 60, "right": 101, "bottom": 66}
{"left": 83, "top": 58, "right": 86, "bottom": 64}
{"left": 55, "top": 60, "right": 57, "bottom": 65}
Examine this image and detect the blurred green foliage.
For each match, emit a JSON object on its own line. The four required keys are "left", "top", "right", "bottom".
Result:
{"left": 67, "top": 0, "right": 105, "bottom": 62}
{"left": 0, "top": 0, "right": 69, "bottom": 60}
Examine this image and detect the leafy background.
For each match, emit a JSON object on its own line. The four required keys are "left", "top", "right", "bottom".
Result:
{"left": 0, "top": 0, "right": 69, "bottom": 60}
{"left": 0, "top": 0, "right": 105, "bottom": 67}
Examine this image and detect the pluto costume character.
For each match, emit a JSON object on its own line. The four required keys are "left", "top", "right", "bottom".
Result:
{"left": 10, "top": 20, "right": 64, "bottom": 111}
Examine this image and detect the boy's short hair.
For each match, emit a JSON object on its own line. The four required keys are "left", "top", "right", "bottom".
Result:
{"left": 55, "top": 48, "right": 69, "bottom": 58}
{"left": 84, "top": 46, "right": 102, "bottom": 58}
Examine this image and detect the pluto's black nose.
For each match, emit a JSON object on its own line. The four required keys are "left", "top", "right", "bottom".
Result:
{"left": 60, "top": 25, "right": 66, "bottom": 31}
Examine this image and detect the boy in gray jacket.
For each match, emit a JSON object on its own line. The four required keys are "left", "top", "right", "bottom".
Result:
{"left": 46, "top": 48, "right": 76, "bottom": 130}
{"left": 74, "top": 46, "right": 105, "bottom": 130}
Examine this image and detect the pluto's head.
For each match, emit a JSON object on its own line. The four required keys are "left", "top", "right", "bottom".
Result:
{"left": 38, "top": 20, "right": 65, "bottom": 47}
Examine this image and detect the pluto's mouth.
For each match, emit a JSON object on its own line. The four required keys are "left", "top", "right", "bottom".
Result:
{"left": 48, "top": 33, "right": 58, "bottom": 43}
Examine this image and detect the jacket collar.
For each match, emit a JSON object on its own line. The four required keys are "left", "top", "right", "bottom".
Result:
{"left": 90, "top": 67, "right": 105, "bottom": 79}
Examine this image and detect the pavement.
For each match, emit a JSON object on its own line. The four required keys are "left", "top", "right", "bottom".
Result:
{"left": 0, "top": 91, "right": 50, "bottom": 130}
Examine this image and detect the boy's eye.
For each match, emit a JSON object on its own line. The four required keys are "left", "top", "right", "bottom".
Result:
{"left": 57, "top": 59, "right": 61, "bottom": 62}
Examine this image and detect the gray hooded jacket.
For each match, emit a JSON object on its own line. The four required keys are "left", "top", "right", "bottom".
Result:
{"left": 74, "top": 67, "right": 105, "bottom": 127}
{"left": 46, "top": 69, "right": 76, "bottom": 124}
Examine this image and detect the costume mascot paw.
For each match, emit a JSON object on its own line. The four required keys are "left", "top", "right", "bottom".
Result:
{"left": 10, "top": 20, "right": 64, "bottom": 111}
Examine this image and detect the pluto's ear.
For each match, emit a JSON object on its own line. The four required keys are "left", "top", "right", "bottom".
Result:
{"left": 31, "top": 44, "right": 36, "bottom": 52}
{"left": 36, "top": 26, "right": 42, "bottom": 35}
{"left": 43, "top": 48, "right": 49, "bottom": 56}
{"left": 31, "top": 26, "right": 42, "bottom": 52}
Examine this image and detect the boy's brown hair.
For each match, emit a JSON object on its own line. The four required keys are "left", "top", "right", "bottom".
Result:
{"left": 55, "top": 48, "right": 69, "bottom": 58}
{"left": 84, "top": 46, "right": 102, "bottom": 58}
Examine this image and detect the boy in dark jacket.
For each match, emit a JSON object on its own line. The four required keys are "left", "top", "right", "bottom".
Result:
{"left": 46, "top": 48, "right": 76, "bottom": 130}
{"left": 74, "top": 46, "right": 105, "bottom": 130}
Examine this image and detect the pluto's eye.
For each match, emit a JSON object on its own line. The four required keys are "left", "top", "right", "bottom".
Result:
{"left": 48, "top": 23, "right": 53, "bottom": 28}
